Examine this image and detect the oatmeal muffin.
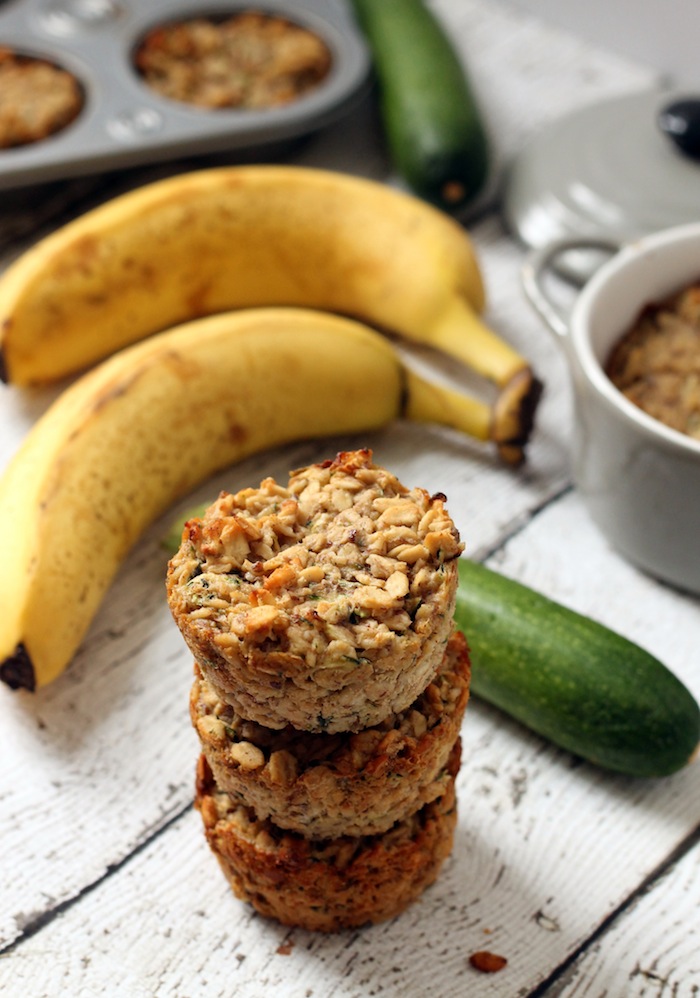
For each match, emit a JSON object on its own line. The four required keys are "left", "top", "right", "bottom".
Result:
{"left": 195, "top": 742, "right": 460, "bottom": 932}
{"left": 0, "top": 48, "right": 83, "bottom": 149}
{"left": 606, "top": 280, "right": 700, "bottom": 440}
{"left": 191, "top": 629, "right": 470, "bottom": 838}
{"left": 168, "top": 449, "right": 463, "bottom": 732}
{"left": 135, "top": 12, "right": 331, "bottom": 110}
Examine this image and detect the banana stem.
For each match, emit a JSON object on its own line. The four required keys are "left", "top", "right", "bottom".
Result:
{"left": 403, "top": 368, "right": 491, "bottom": 441}
{"left": 492, "top": 367, "right": 544, "bottom": 465}
{"left": 416, "top": 294, "right": 544, "bottom": 463}
{"left": 403, "top": 367, "right": 543, "bottom": 466}
{"left": 426, "top": 296, "right": 528, "bottom": 388}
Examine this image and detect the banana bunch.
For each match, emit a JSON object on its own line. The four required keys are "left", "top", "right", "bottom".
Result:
{"left": 0, "top": 165, "right": 540, "bottom": 452}
{"left": 0, "top": 307, "right": 506, "bottom": 692}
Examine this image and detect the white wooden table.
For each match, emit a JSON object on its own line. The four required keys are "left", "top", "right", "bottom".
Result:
{"left": 1, "top": 2, "right": 698, "bottom": 995}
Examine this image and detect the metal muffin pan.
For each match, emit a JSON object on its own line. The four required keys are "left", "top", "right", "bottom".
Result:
{"left": 0, "top": 0, "right": 371, "bottom": 190}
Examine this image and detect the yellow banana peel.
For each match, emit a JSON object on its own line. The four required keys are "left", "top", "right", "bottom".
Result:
{"left": 0, "top": 166, "right": 540, "bottom": 450}
{"left": 0, "top": 307, "right": 514, "bottom": 692}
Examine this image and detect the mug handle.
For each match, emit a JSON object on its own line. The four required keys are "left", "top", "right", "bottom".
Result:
{"left": 521, "top": 237, "right": 622, "bottom": 339}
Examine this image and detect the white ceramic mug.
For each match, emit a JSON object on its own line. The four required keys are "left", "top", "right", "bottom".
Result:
{"left": 523, "top": 222, "right": 700, "bottom": 596}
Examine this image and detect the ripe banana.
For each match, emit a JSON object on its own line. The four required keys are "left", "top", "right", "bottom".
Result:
{"left": 0, "top": 165, "right": 540, "bottom": 446}
{"left": 0, "top": 306, "right": 506, "bottom": 692}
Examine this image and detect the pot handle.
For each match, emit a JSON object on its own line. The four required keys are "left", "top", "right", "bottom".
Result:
{"left": 521, "top": 237, "right": 622, "bottom": 339}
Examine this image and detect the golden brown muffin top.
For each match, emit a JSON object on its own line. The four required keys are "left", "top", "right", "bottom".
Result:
{"left": 168, "top": 449, "right": 463, "bottom": 673}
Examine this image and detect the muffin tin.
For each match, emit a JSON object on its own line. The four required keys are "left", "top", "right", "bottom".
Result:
{"left": 0, "top": 0, "right": 371, "bottom": 190}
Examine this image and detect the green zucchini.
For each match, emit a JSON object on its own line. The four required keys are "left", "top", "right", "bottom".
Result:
{"left": 162, "top": 501, "right": 208, "bottom": 556}
{"left": 350, "top": 0, "right": 490, "bottom": 213}
{"left": 454, "top": 558, "right": 700, "bottom": 777}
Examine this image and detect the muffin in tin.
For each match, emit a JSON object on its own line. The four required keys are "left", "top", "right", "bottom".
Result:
{"left": 134, "top": 12, "right": 332, "bottom": 111}
{"left": 195, "top": 740, "right": 461, "bottom": 932}
{"left": 191, "top": 628, "right": 470, "bottom": 838}
{"left": 0, "top": 47, "right": 83, "bottom": 149}
{"left": 168, "top": 449, "right": 463, "bottom": 733}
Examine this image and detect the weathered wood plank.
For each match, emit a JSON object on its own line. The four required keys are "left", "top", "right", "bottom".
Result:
{"left": 542, "top": 836, "right": 700, "bottom": 996}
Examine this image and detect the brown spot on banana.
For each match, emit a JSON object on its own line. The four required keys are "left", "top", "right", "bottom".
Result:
{"left": 228, "top": 423, "right": 249, "bottom": 445}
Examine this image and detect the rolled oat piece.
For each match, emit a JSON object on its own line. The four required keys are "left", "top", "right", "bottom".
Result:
{"left": 191, "top": 629, "right": 470, "bottom": 839}
{"left": 195, "top": 740, "right": 461, "bottom": 932}
{"left": 168, "top": 449, "right": 463, "bottom": 732}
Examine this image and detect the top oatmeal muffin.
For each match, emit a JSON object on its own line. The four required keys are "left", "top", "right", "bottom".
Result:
{"left": 167, "top": 449, "right": 463, "bottom": 732}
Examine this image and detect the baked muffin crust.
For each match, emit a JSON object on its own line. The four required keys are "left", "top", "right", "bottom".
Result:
{"left": 195, "top": 741, "right": 460, "bottom": 932}
{"left": 191, "top": 628, "right": 470, "bottom": 838}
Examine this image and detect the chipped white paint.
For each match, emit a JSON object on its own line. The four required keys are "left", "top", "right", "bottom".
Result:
{"left": 1, "top": 3, "right": 698, "bottom": 996}
{"left": 552, "top": 838, "right": 700, "bottom": 996}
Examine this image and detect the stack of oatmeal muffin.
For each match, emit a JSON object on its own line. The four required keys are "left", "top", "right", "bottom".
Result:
{"left": 166, "top": 449, "right": 470, "bottom": 932}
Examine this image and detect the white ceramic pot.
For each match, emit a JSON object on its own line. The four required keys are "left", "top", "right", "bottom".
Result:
{"left": 523, "top": 222, "right": 700, "bottom": 595}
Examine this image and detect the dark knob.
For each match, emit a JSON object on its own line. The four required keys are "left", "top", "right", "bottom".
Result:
{"left": 658, "top": 98, "right": 700, "bottom": 160}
